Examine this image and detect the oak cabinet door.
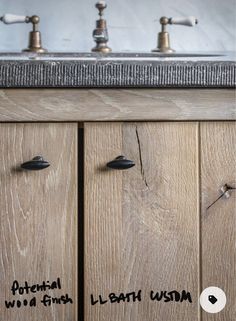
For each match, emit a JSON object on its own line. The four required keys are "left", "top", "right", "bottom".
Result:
{"left": 0, "top": 123, "right": 78, "bottom": 321}
{"left": 84, "top": 122, "right": 200, "bottom": 321}
{"left": 201, "top": 122, "right": 236, "bottom": 321}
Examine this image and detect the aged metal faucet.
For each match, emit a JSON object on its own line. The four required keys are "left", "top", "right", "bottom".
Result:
{"left": 152, "top": 16, "right": 198, "bottom": 53}
{"left": 0, "top": 14, "right": 47, "bottom": 53}
{"left": 92, "top": 1, "right": 111, "bottom": 53}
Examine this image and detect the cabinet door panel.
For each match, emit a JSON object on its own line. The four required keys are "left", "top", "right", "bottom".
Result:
{"left": 0, "top": 123, "right": 78, "bottom": 321}
{"left": 201, "top": 122, "right": 236, "bottom": 321}
{"left": 84, "top": 122, "right": 199, "bottom": 321}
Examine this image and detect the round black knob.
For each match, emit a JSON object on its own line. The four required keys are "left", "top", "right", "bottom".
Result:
{"left": 21, "top": 156, "right": 50, "bottom": 171}
{"left": 106, "top": 156, "right": 135, "bottom": 170}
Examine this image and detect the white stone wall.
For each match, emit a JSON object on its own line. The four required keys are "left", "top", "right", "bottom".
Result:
{"left": 0, "top": 0, "right": 235, "bottom": 52}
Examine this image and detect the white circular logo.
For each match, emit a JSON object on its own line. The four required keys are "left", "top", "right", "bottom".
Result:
{"left": 200, "top": 287, "right": 226, "bottom": 313}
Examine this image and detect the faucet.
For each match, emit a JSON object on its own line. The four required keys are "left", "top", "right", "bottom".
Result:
{"left": 92, "top": 1, "right": 111, "bottom": 53}
{"left": 152, "top": 16, "right": 198, "bottom": 53}
{"left": 0, "top": 14, "right": 47, "bottom": 53}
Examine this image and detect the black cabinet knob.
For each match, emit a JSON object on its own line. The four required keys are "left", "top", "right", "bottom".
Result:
{"left": 21, "top": 156, "right": 50, "bottom": 171}
{"left": 106, "top": 155, "right": 135, "bottom": 170}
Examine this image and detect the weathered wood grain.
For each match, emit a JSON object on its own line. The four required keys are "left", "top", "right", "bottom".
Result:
{"left": 0, "top": 123, "right": 78, "bottom": 321}
{"left": 201, "top": 122, "right": 236, "bottom": 321}
{"left": 0, "top": 89, "right": 235, "bottom": 121}
{"left": 84, "top": 122, "right": 200, "bottom": 321}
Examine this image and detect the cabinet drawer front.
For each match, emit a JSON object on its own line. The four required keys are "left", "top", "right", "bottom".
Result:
{"left": 84, "top": 122, "right": 199, "bottom": 321}
{"left": 0, "top": 123, "right": 78, "bottom": 321}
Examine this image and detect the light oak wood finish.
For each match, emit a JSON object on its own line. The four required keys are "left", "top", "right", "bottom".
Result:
{"left": 201, "top": 122, "right": 236, "bottom": 321}
{"left": 0, "top": 89, "right": 235, "bottom": 122}
{"left": 0, "top": 123, "right": 78, "bottom": 321}
{"left": 84, "top": 122, "right": 200, "bottom": 321}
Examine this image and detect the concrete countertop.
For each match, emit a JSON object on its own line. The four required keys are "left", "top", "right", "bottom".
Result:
{"left": 0, "top": 52, "right": 235, "bottom": 88}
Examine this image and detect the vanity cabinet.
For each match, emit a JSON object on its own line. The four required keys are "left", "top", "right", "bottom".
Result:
{"left": 0, "top": 89, "right": 235, "bottom": 321}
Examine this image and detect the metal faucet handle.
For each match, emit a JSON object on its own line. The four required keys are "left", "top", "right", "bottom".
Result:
{"left": 96, "top": 1, "right": 107, "bottom": 15}
{"left": 0, "top": 13, "right": 47, "bottom": 53}
{"left": 0, "top": 14, "right": 40, "bottom": 30}
{"left": 152, "top": 15, "right": 198, "bottom": 53}
{"left": 169, "top": 16, "right": 198, "bottom": 27}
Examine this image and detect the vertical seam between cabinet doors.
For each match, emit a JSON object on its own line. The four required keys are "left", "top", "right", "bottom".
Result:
{"left": 83, "top": 124, "right": 87, "bottom": 321}
{"left": 81, "top": 124, "right": 85, "bottom": 321}
{"left": 198, "top": 122, "right": 202, "bottom": 321}
{"left": 78, "top": 125, "right": 84, "bottom": 321}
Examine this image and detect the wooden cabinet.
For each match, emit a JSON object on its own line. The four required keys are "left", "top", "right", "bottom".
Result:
{"left": 0, "top": 123, "right": 78, "bottom": 321}
{"left": 201, "top": 122, "right": 236, "bottom": 321}
{"left": 0, "top": 90, "right": 235, "bottom": 321}
{"left": 84, "top": 122, "right": 235, "bottom": 321}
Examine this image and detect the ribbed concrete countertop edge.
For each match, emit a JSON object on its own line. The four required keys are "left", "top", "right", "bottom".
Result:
{"left": 0, "top": 52, "right": 235, "bottom": 88}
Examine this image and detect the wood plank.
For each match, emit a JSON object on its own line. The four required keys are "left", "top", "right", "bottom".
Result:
{"left": 84, "top": 122, "right": 200, "bottom": 321}
{"left": 0, "top": 123, "right": 78, "bottom": 321}
{"left": 0, "top": 89, "right": 235, "bottom": 121}
{"left": 201, "top": 122, "right": 236, "bottom": 321}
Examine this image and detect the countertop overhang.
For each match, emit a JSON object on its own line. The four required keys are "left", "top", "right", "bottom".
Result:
{"left": 0, "top": 52, "right": 235, "bottom": 88}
